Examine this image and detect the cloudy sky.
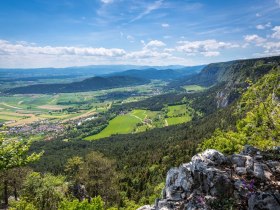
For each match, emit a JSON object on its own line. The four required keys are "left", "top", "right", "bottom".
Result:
{"left": 0, "top": 0, "right": 280, "bottom": 68}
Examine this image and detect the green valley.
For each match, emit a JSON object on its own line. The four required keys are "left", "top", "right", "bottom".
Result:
{"left": 1, "top": 56, "right": 279, "bottom": 210}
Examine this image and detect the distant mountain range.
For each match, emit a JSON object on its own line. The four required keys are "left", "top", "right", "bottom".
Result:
{"left": 3, "top": 65, "right": 205, "bottom": 94}
{"left": 0, "top": 65, "right": 205, "bottom": 80}
{"left": 5, "top": 76, "right": 149, "bottom": 94}
{"left": 105, "top": 66, "right": 204, "bottom": 81}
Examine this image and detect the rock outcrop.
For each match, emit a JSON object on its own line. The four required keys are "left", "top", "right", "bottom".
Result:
{"left": 138, "top": 145, "right": 280, "bottom": 210}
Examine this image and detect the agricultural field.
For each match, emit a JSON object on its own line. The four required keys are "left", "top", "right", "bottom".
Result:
{"left": 165, "top": 104, "right": 193, "bottom": 126}
{"left": 0, "top": 82, "right": 162, "bottom": 126}
{"left": 85, "top": 113, "right": 141, "bottom": 140}
{"left": 0, "top": 78, "right": 192, "bottom": 140}
{"left": 85, "top": 104, "right": 193, "bottom": 140}
{"left": 85, "top": 109, "right": 165, "bottom": 140}
{"left": 182, "top": 85, "right": 206, "bottom": 92}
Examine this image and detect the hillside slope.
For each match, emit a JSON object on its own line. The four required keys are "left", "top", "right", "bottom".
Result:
{"left": 169, "top": 56, "right": 280, "bottom": 88}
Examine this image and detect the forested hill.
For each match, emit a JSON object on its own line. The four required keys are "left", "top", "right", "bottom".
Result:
{"left": 106, "top": 66, "right": 204, "bottom": 80}
{"left": 5, "top": 76, "right": 149, "bottom": 94}
{"left": 169, "top": 55, "right": 280, "bottom": 88}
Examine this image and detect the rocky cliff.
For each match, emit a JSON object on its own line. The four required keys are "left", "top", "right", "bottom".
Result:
{"left": 138, "top": 145, "right": 280, "bottom": 210}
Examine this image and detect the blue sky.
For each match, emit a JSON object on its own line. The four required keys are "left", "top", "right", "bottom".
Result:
{"left": 0, "top": 0, "right": 280, "bottom": 68}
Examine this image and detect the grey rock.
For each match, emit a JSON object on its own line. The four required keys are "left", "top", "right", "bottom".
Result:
{"left": 241, "top": 145, "right": 259, "bottom": 156}
{"left": 253, "top": 163, "right": 272, "bottom": 180}
{"left": 235, "top": 167, "right": 247, "bottom": 175}
{"left": 191, "top": 149, "right": 226, "bottom": 171}
{"left": 137, "top": 205, "right": 155, "bottom": 210}
{"left": 266, "top": 160, "right": 280, "bottom": 173}
{"left": 231, "top": 154, "right": 247, "bottom": 167}
{"left": 248, "top": 192, "right": 280, "bottom": 210}
{"left": 164, "top": 166, "right": 193, "bottom": 201}
{"left": 138, "top": 146, "right": 280, "bottom": 210}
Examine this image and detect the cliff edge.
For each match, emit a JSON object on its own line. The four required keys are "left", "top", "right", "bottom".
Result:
{"left": 138, "top": 145, "right": 280, "bottom": 210}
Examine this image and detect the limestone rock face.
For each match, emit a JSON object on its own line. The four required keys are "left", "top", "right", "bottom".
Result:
{"left": 137, "top": 145, "right": 280, "bottom": 210}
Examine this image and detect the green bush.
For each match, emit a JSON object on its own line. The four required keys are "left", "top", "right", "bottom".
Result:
{"left": 59, "top": 196, "right": 104, "bottom": 210}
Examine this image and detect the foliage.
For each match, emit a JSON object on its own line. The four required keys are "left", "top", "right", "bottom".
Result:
{"left": 59, "top": 196, "right": 104, "bottom": 210}
{"left": 64, "top": 156, "right": 83, "bottom": 180}
{"left": 200, "top": 69, "right": 280, "bottom": 154}
{"left": 0, "top": 133, "right": 42, "bottom": 170}
{"left": 21, "top": 172, "right": 68, "bottom": 210}
{"left": 10, "top": 198, "right": 37, "bottom": 210}
{"left": 66, "top": 152, "right": 120, "bottom": 206}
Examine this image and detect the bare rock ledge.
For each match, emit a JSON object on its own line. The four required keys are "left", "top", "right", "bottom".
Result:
{"left": 138, "top": 145, "right": 280, "bottom": 210}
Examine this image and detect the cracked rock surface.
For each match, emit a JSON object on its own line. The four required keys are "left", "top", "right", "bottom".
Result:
{"left": 138, "top": 145, "right": 280, "bottom": 210}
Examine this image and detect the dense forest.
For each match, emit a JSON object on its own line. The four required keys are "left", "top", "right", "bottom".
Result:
{"left": 0, "top": 56, "right": 279, "bottom": 209}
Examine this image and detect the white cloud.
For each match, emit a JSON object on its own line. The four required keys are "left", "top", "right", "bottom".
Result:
{"left": 176, "top": 39, "right": 238, "bottom": 57}
{"left": 256, "top": 13, "right": 261, "bottom": 17}
{"left": 276, "top": 0, "right": 280, "bottom": 7}
{"left": 0, "top": 39, "right": 192, "bottom": 67}
{"left": 101, "top": 0, "right": 113, "bottom": 4}
{"left": 161, "top": 23, "right": 169, "bottom": 28}
{"left": 0, "top": 40, "right": 128, "bottom": 67}
{"left": 144, "top": 40, "right": 166, "bottom": 48}
{"left": 164, "top": 48, "right": 175, "bottom": 53}
{"left": 244, "top": 34, "right": 266, "bottom": 44}
{"left": 131, "top": 0, "right": 163, "bottom": 22}
{"left": 256, "top": 22, "right": 271, "bottom": 30}
{"left": 0, "top": 40, "right": 126, "bottom": 57}
{"left": 126, "top": 49, "right": 170, "bottom": 59}
{"left": 201, "top": 51, "right": 220, "bottom": 57}
{"left": 260, "top": 41, "right": 280, "bottom": 56}
{"left": 271, "top": 26, "right": 280, "bottom": 39}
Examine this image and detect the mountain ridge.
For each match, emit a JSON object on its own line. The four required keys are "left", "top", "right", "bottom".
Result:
{"left": 5, "top": 76, "right": 149, "bottom": 94}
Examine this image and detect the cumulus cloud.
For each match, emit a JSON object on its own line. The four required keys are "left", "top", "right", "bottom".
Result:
{"left": 0, "top": 39, "right": 190, "bottom": 67}
{"left": 161, "top": 23, "right": 169, "bottom": 28}
{"left": 176, "top": 39, "right": 238, "bottom": 57}
{"left": 0, "top": 40, "right": 126, "bottom": 57}
{"left": 262, "top": 41, "right": 280, "bottom": 54}
{"left": 243, "top": 30, "right": 280, "bottom": 56}
{"left": 256, "top": 22, "right": 271, "bottom": 30}
{"left": 144, "top": 40, "right": 166, "bottom": 49}
{"left": 271, "top": 26, "right": 280, "bottom": 39}
{"left": 244, "top": 34, "right": 266, "bottom": 44}
{"left": 0, "top": 39, "right": 129, "bottom": 67}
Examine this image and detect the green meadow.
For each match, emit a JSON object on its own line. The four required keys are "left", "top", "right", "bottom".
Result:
{"left": 182, "top": 85, "right": 206, "bottom": 92}
{"left": 85, "top": 113, "right": 141, "bottom": 140}
{"left": 166, "top": 104, "right": 193, "bottom": 126}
